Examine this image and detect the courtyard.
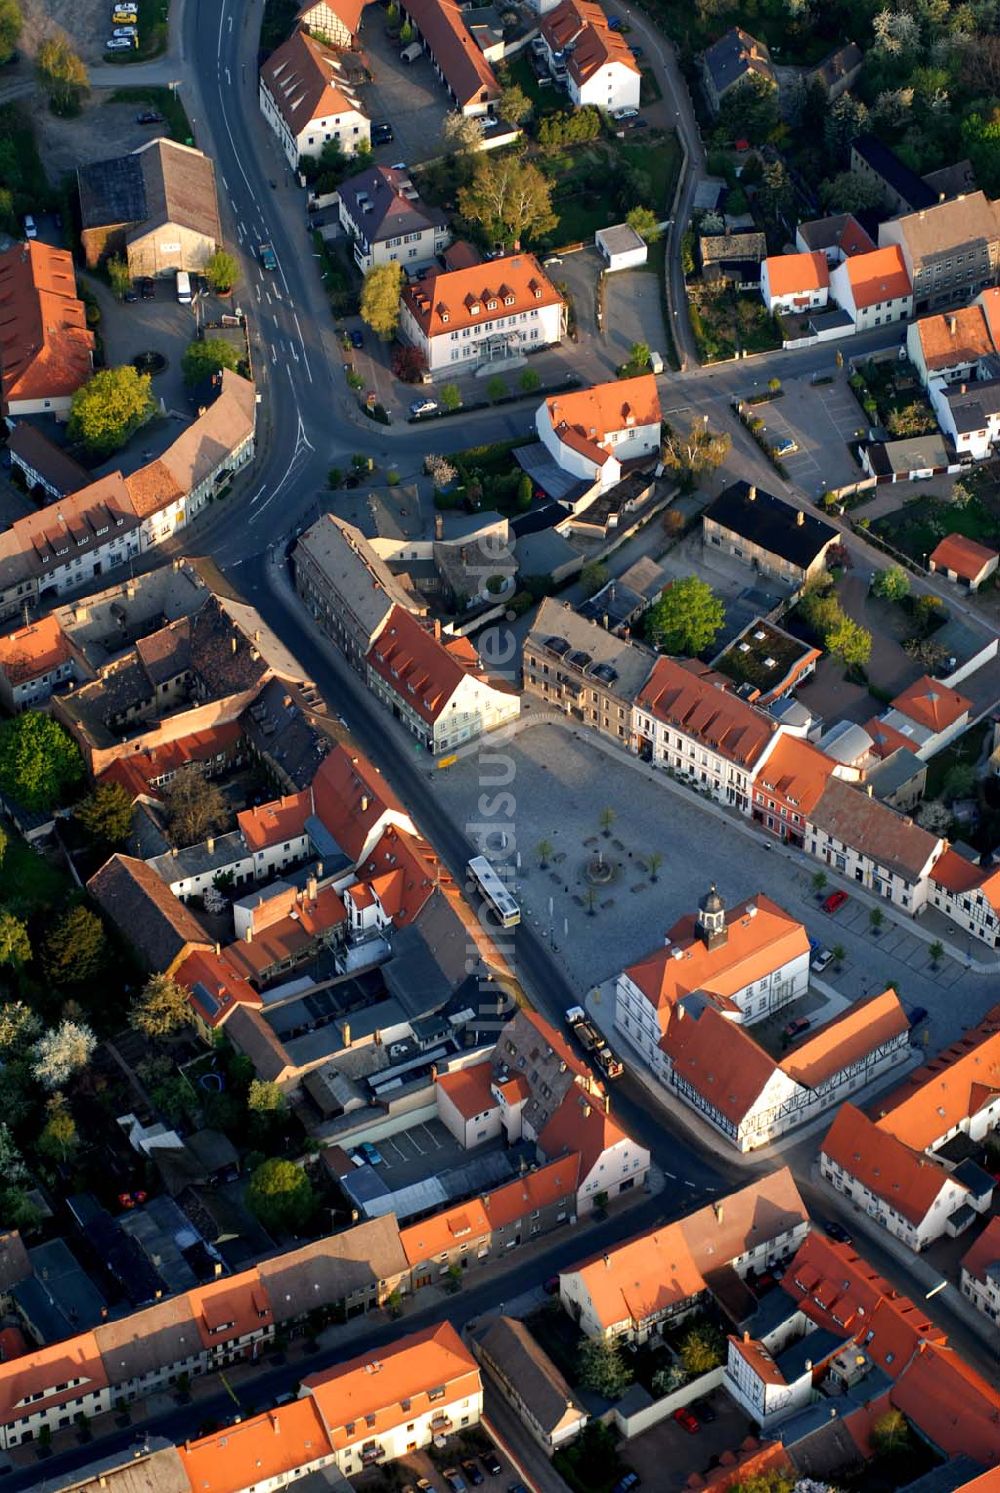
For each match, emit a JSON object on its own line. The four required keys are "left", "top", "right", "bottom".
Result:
{"left": 737, "top": 371, "right": 866, "bottom": 495}
{"left": 431, "top": 723, "right": 992, "bottom": 1048}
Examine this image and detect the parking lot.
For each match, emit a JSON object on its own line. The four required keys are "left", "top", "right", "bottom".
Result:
{"left": 742, "top": 371, "right": 866, "bottom": 494}
{"left": 373, "top": 1117, "right": 463, "bottom": 1181}
{"left": 358, "top": 1425, "right": 514, "bottom": 1493}
{"left": 623, "top": 1386, "right": 755, "bottom": 1491}
{"left": 430, "top": 722, "right": 991, "bottom": 1049}
{"left": 357, "top": 12, "right": 454, "bottom": 167}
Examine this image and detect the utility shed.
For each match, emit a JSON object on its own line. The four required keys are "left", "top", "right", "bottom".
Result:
{"left": 596, "top": 223, "right": 648, "bottom": 272}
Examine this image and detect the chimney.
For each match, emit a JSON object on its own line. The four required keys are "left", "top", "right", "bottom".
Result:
{"left": 215, "top": 942, "right": 221, "bottom": 956}
{"left": 713, "top": 1201, "right": 724, "bottom": 1223}
{"left": 582, "top": 1102, "right": 592, "bottom": 1118}
{"left": 949, "top": 315, "right": 957, "bottom": 335}
{"left": 603, "top": 1253, "right": 611, "bottom": 1267}
{"left": 435, "top": 512, "right": 444, "bottom": 540}
{"left": 866, "top": 782, "right": 873, "bottom": 796}
{"left": 342, "top": 1019, "right": 351, "bottom": 1047}
{"left": 231, "top": 635, "right": 238, "bottom": 654}
{"left": 961, "top": 382, "right": 967, "bottom": 395}
{"left": 795, "top": 510, "right": 804, "bottom": 526}
{"left": 206, "top": 836, "right": 215, "bottom": 853}
{"left": 747, "top": 484, "right": 757, "bottom": 501}
{"left": 244, "top": 925, "right": 253, "bottom": 942}
{"left": 307, "top": 874, "right": 317, "bottom": 902}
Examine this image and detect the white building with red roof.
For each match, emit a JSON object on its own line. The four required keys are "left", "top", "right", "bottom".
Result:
{"left": 829, "top": 245, "right": 912, "bottom": 331}
{"left": 869, "top": 672, "right": 971, "bottom": 760}
{"left": 540, "top": 0, "right": 640, "bottom": 111}
{"left": 536, "top": 374, "right": 660, "bottom": 491}
{"left": 365, "top": 606, "right": 519, "bottom": 754}
{"left": 929, "top": 532, "right": 999, "bottom": 592}
{"left": 0, "top": 613, "right": 88, "bottom": 713}
{"left": 929, "top": 846, "right": 1000, "bottom": 947}
{"left": 259, "top": 27, "right": 369, "bottom": 169}
{"left": 398, "top": 253, "right": 563, "bottom": 373}
{"left": 760, "top": 251, "right": 830, "bottom": 313}
{"left": 0, "top": 241, "right": 94, "bottom": 419}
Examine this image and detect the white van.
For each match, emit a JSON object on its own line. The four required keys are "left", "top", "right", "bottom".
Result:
{"left": 400, "top": 40, "right": 422, "bottom": 62}
{"left": 175, "top": 270, "right": 192, "bottom": 304}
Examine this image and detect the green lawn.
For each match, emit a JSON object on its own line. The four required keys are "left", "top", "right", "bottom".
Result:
{"left": 109, "top": 86, "right": 193, "bottom": 144}
{"left": 0, "top": 104, "right": 53, "bottom": 224}
{"left": 873, "top": 494, "right": 1000, "bottom": 568}
{"left": 508, "top": 56, "right": 561, "bottom": 115}
{"left": 544, "top": 132, "right": 681, "bottom": 250}
{"left": 924, "top": 720, "right": 991, "bottom": 802}
{"left": 2, "top": 823, "right": 72, "bottom": 914}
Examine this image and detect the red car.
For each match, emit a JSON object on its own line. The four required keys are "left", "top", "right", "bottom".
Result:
{"left": 823, "top": 889, "right": 848, "bottom": 914}
{"left": 673, "top": 1407, "right": 699, "bottom": 1434}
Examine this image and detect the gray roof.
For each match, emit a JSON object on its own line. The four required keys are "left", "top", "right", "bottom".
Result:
{"left": 78, "top": 152, "right": 147, "bottom": 229}
{"left": 95, "top": 1296, "right": 200, "bottom": 1385}
{"left": 703, "top": 27, "right": 774, "bottom": 95}
{"left": 258, "top": 1215, "right": 408, "bottom": 1320}
{"left": 78, "top": 140, "right": 220, "bottom": 246}
{"left": 865, "top": 433, "right": 951, "bottom": 476}
{"left": 885, "top": 191, "right": 1000, "bottom": 270}
{"left": 527, "top": 596, "right": 656, "bottom": 703}
{"left": 866, "top": 746, "right": 926, "bottom": 801}
{"left": 149, "top": 830, "right": 249, "bottom": 885}
{"left": 7, "top": 423, "right": 90, "bottom": 496}
{"left": 705, "top": 480, "right": 837, "bottom": 570}
{"left": 0, "top": 1230, "right": 30, "bottom": 1293}
{"left": 382, "top": 889, "right": 476, "bottom": 1017}
{"left": 16, "top": 1237, "right": 108, "bottom": 1341}
{"left": 478, "top": 1316, "right": 586, "bottom": 1434}
{"left": 699, "top": 230, "right": 767, "bottom": 265}
{"left": 88, "top": 854, "right": 211, "bottom": 971}
{"left": 852, "top": 135, "right": 935, "bottom": 211}
{"left": 941, "top": 375, "right": 1000, "bottom": 434}
{"left": 337, "top": 164, "right": 446, "bottom": 249}
{"left": 296, "top": 513, "right": 419, "bottom": 636}
{"left": 41, "top": 1440, "right": 190, "bottom": 1493}
{"left": 898, "top": 1458, "right": 987, "bottom": 1493}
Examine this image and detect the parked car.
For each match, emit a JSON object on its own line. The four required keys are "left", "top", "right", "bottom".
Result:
{"left": 350, "top": 328, "right": 364, "bottom": 348}
{"left": 140, "top": 277, "right": 155, "bottom": 300}
{"left": 627, "top": 117, "right": 649, "bottom": 129}
{"left": 410, "top": 398, "right": 438, "bottom": 417}
{"left": 809, "top": 941, "right": 834, "bottom": 972}
{"left": 442, "top": 1469, "right": 467, "bottom": 1493}
{"left": 613, "top": 1474, "right": 641, "bottom": 1493}
{"left": 23, "top": 213, "right": 36, "bottom": 240}
{"left": 612, "top": 106, "right": 639, "bottom": 121}
{"left": 822, "top": 889, "right": 849, "bottom": 914}
{"left": 106, "top": 36, "right": 135, "bottom": 48}
{"left": 607, "top": 13, "right": 624, "bottom": 26}
{"left": 784, "top": 1015, "right": 811, "bottom": 1041}
{"left": 372, "top": 121, "right": 394, "bottom": 142}
{"left": 673, "top": 1407, "right": 699, "bottom": 1434}
{"left": 113, "top": 8, "right": 138, "bottom": 17}
{"left": 358, "top": 1141, "right": 383, "bottom": 1165}
{"left": 258, "top": 242, "right": 278, "bottom": 270}
{"left": 481, "top": 1449, "right": 502, "bottom": 1477}
{"left": 772, "top": 437, "right": 799, "bottom": 457}
{"left": 695, "top": 1399, "right": 716, "bottom": 1423}
{"left": 112, "top": 26, "right": 138, "bottom": 36}
{"left": 824, "top": 1220, "right": 853, "bottom": 1245}
{"left": 123, "top": 285, "right": 139, "bottom": 302}
{"left": 461, "top": 1460, "right": 484, "bottom": 1487}
{"left": 507, "top": 1485, "right": 529, "bottom": 1493}
{"left": 136, "top": 110, "right": 163, "bottom": 123}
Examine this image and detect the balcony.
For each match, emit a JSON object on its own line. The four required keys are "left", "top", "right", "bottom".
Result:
{"left": 361, "top": 1444, "right": 387, "bottom": 1465}
{"left": 430, "top": 1413, "right": 453, "bottom": 1433}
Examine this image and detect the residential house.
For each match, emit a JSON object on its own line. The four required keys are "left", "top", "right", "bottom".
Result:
{"left": 300, "top": 1322, "right": 483, "bottom": 1477}
{"left": 178, "top": 1397, "right": 337, "bottom": 1493}
{"left": 821, "top": 1102, "right": 992, "bottom": 1251}
{"left": 760, "top": 252, "right": 830, "bottom": 314}
{"left": 475, "top": 1317, "right": 588, "bottom": 1449}
{"left": 540, "top": 0, "right": 640, "bottom": 112}
{"left": 595, "top": 223, "right": 648, "bottom": 272}
{"left": 860, "top": 432, "right": 955, "bottom": 483}
{"left": 850, "top": 135, "right": 937, "bottom": 216}
{"left": 0, "top": 614, "right": 88, "bottom": 713}
{"left": 294, "top": 513, "right": 423, "bottom": 672}
{"left": 616, "top": 886, "right": 810, "bottom": 1081}
{"left": 928, "top": 846, "right": 1000, "bottom": 946}
{"left": 889, "top": 1343, "right": 1000, "bottom": 1468}
{"left": 699, "top": 230, "right": 768, "bottom": 289}
{"left": 750, "top": 734, "right": 837, "bottom": 848}
{"left": 868, "top": 674, "right": 972, "bottom": 760}
{"left": 336, "top": 164, "right": 450, "bottom": 273}
{"left": 399, "top": 0, "right": 500, "bottom": 115}
{"left": 795, "top": 213, "right": 874, "bottom": 265}
{"left": 310, "top": 741, "right": 417, "bottom": 866}
{"left": 807, "top": 42, "right": 863, "bottom": 98}
{"left": 175, "top": 945, "right": 263, "bottom": 1041}
{"left": 0, "top": 241, "right": 94, "bottom": 419}
{"left": 960, "top": 1217, "right": 1000, "bottom": 1323}
{"left": 702, "top": 28, "right": 775, "bottom": 114}
{"left": 296, "top": 0, "right": 364, "bottom": 47}
{"left": 259, "top": 28, "right": 370, "bottom": 171}
{"left": 633, "top": 655, "right": 781, "bottom": 813}
{"left": 78, "top": 139, "right": 222, "bottom": 277}
{"left": 702, "top": 480, "right": 838, "bottom": 586}
{"left": 365, "top": 606, "right": 519, "bottom": 753}
{"left": 99, "top": 721, "right": 242, "bottom": 802}
{"left": 0, "top": 1334, "right": 112, "bottom": 1450}
{"left": 258, "top": 1220, "right": 409, "bottom": 1323}
{"left": 536, "top": 375, "right": 661, "bottom": 492}
{"left": 713, "top": 619, "right": 822, "bottom": 708}
{"left": 661, "top": 988, "right": 910, "bottom": 1151}
{"left": 829, "top": 245, "right": 912, "bottom": 331}
{"left": 398, "top": 253, "right": 563, "bottom": 373}
{"left": 929, "top": 533, "right": 999, "bottom": 592}
{"left": 88, "top": 854, "right": 212, "bottom": 973}
{"left": 223, "top": 877, "right": 348, "bottom": 988}
{"left": 878, "top": 191, "right": 1000, "bottom": 313}
{"left": 559, "top": 1168, "right": 808, "bottom": 1342}
{"left": 6, "top": 424, "right": 89, "bottom": 500}
{"left": 929, "top": 374, "right": 1000, "bottom": 461}
{"left": 906, "top": 303, "right": 998, "bottom": 387}
{"left": 522, "top": 596, "right": 655, "bottom": 744}
{"left": 805, "top": 774, "right": 944, "bottom": 912}
{"left": 436, "top": 1060, "right": 504, "bottom": 1148}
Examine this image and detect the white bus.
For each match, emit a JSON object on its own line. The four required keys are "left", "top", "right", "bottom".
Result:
{"left": 467, "top": 855, "right": 520, "bottom": 928}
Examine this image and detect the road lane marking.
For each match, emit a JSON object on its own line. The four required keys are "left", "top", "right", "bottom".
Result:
{"left": 270, "top": 344, "right": 277, "bottom": 363}
{"left": 292, "top": 312, "right": 313, "bottom": 383}
{"left": 264, "top": 289, "right": 271, "bottom": 304}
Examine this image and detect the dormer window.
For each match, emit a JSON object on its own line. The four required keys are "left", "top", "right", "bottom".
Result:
{"left": 487, "top": 298, "right": 497, "bottom": 310}
{"left": 534, "top": 287, "right": 542, "bottom": 299}
{"left": 441, "top": 312, "right": 449, "bottom": 323}
{"left": 470, "top": 301, "right": 481, "bottom": 315}
{"left": 503, "top": 293, "right": 514, "bottom": 305}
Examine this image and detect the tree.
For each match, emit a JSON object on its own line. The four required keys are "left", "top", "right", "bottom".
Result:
{"left": 360, "top": 261, "right": 403, "bottom": 340}
{"left": 107, "top": 255, "right": 132, "bottom": 300}
{"left": 519, "top": 367, "right": 541, "bottom": 393}
{"left": 246, "top": 1157, "right": 316, "bottom": 1234}
{"left": 439, "top": 382, "right": 462, "bottom": 412}
{"left": 599, "top": 806, "right": 616, "bottom": 837}
{"left": 581, "top": 561, "right": 608, "bottom": 598}
{"left": 646, "top": 576, "right": 725, "bottom": 656}
{"left": 182, "top": 337, "right": 240, "bottom": 388}
{"left": 204, "top": 249, "right": 239, "bottom": 294}
{"left": 163, "top": 772, "right": 229, "bottom": 847}
{"left": 729, "top": 1470, "right": 795, "bottom": 1493}
{"left": 0, "top": 1000, "right": 41, "bottom": 1051}
{"left": 819, "top": 170, "right": 885, "bottom": 214}
{"left": 824, "top": 93, "right": 869, "bottom": 161}
{"left": 130, "top": 973, "right": 191, "bottom": 1037}
{"left": 928, "top": 939, "right": 944, "bottom": 966}
{"left": 943, "top": 762, "right": 976, "bottom": 801}
{"left": 38, "top": 1093, "right": 78, "bottom": 1162}
{"left": 619, "top": 341, "right": 652, "bottom": 378}
{"left": 872, "top": 565, "right": 910, "bottom": 602}
{"left": 36, "top": 32, "right": 88, "bottom": 115}
{"left": 43, "top": 905, "right": 107, "bottom": 987}
{"left": 486, "top": 374, "right": 507, "bottom": 402}
{"left": 0, "top": 909, "right": 30, "bottom": 968}
{"left": 757, "top": 159, "right": 795, "bottom": 227}
{"left": 391, "top": 344, "right": 428, "bottom": 383}
{"left": 812, "top": 871, "right": 828, "bottom": 895}
{"left": 440, "top": 111, "right": 484, "bottom": 157}
{"left": 0, "top": 0, "right": 21, "bottom": 62}
{"left": 831, "top": 943, "right": 846, "bottom": 969}
{"left": 887, "top": 401, "right": 936, "bottom": 437}
{"left": 679, "top": 1320, "right": 726, "bottom": 1375}
{"left": 498, "top": 84, "right": 531, "bottom": 124}
{"left": 717, "top": 73, "right": 779, "bottom": 144}
{"left": 400, "top": 17, "right": 413, "bottom": 42}
{"left": 950, "top": 480, "right": 974, "bottom": 509}
{"left": 647, "top": 851, "right": 663, "bottom": 882}
{"left": 0, "top": 711, "right": 83, "bottom": 810}
{"left": 578, "top": 1339, "right": 633, "bottom": 1397}
{"left": 626, "top": 205, "right": 660, "bottom": 243}
{"left": 0, "top": 1123, "right": 27, "bottom": 1183}
{"left": 457, "top": 153, "right": 556, "bottom": 249}
{"left": 871, "top": 1408, "right": 911, "bottom": 1456}
{"left": 68, "top": 366, "right": 154, "bottom": 458}
{"left": 536, "top": 838, "right": 554, "bottom": 868}
{"left": 32, "top": 1019, "right": 97, "bottom": 1089}
{"left": 661, "top": 417, "right": 731, "bottom": 484}
{"left": 248, "top": 1078, "right": 287, "bottom": 1116}
{"left": 76, "top": 782, "right": 134, "bottom": 846}
{"left": 869, "top": 905, "right": 885, "bottom": 933}
{"left": 827, "top": 615, "right": 872, "bottom": 669}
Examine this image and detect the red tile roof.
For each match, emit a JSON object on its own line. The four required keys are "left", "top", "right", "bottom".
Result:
{"left": 960, "top": 1215, "right": 1000, "bottom": 1284}
{"left": 546, "top": 375, "right": 660, "bottom": 459}
{"left": 399, "top": 0, "right": 499, "bottom": 106}
{"left": 223, "top": 885, "right": 347, "bottom": 982}
{"left": 436, "top": 1060, "right": 497, "bottom": 1121}
{"left": 930, "top": 532, "right": 999, "bottom": 581}
{"left": 891, "top": 1342, "right": 1000, "bottom": 1464}
{"left": 310, "top": 741, "right": 411, "bottom": 863}
{"left": 367, "top": 606, "right": 513, "bottom": 725}
{"left": 180, "top": 1398, "right": 333, "bottom": 1493}
{"left": 482, "top": 1153, "right": 580, "bottom": 1227}
{"left": 0, "top": 1333, "right": 109, "bottom": 1427}
{"left": 188, "top": 1276, "right": 273, "bottom": 1351}
{"left": 403, "top": 254, "right": 561, "bottom": 341}
{"left": 539, "top": 1087, "right": 633, "bottom": 1181}
{"left": 660, "top": 1004, "right": 777, "bottom": 1127}
{"left": 176, "top": 946, "right": 263, "bottom": 1028}
{"left": 782, "top": 989, "right": 909, "bottom": 1088}
{"left": 0, "top": 614, "right": 72, "bottom": 685}
{"left": 753, "top": 734, "right": 834, "bottom": 814}
{"left": 0, "top": 241, "right": 94, "bottom": 412}
{"left": 98, "top": 721, "right": 241, "bottom": 800}
{"left": 820, "top": 1103, "right": 955, "bottom": 1227}
{"left": 916, "top": 304, "right": 997, "bottom": 371}
{"left": 237, "top": 789, "right": 313, "bottom": 852}
{"left": 841, "top": 245, "right": 911, "bottom": 308}
{"left": 872, "top": 1005, "right": 1000, "bottom": 1149}
{"left": 399, "top": 1198, "right": 492, "bottom": 1265}
{"left": 357, "top": 824, "right": 440, "bottom": 924}
{"left": 638, "top": 656, "right": 777, "bottom": 767}
{"left": 261, "top": 27, "right": 361, "bottom": 136}
{"left": 890, "top": 673, "right": 971, "bottom": 733}
{"left": 930, "top": 846, "right": 1000, "bottom": 908}
{"left": 764, "top": 250, "right": 829, "bottom": 297}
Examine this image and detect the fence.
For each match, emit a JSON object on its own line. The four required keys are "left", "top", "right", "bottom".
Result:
{"left": 608, "top": 1365, "right": 726, "bottom": 1438}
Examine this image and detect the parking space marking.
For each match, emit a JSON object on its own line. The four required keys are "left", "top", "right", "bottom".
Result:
{"left": 408, "top": 1130, "right": 425, "bottom": 1155}
{"left": 421, "top": 1123, "right": 443, "bottom": 1149}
